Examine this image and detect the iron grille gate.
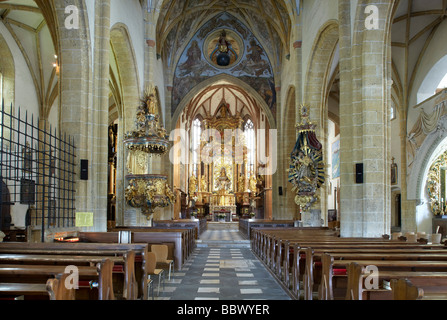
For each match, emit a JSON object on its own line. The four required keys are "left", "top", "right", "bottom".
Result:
{"left": 0, "top": 101, "right": 76, "bottom": 242}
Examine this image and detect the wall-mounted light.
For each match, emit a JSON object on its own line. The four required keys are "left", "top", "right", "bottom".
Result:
{"left": 52, "top": 54, "right": 60, "bottom": 75}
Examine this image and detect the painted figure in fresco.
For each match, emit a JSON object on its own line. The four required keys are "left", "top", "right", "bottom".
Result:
{"left": 246, "top": 39, "right": 263, "bottom": 64}
{"left": 180, "top": 40, "right": 202, "bottom": 71}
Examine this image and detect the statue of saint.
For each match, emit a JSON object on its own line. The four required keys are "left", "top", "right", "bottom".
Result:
{"left": 216, "top": 167, "right": 231, "bottom": 192}
{"left": 249, "top": 175, "right": 257, "bottom": 194}
{"left": 200, "top": 175, "right": 207, "bottom": 192}
{"left": 218, "top": 30, "right": 230, "bottom": 53}
{"left": 189, "top": 175, "right": 197, "bottom": 196}
{"left": 238, "top": 174, "right": 245, "bottom": 193}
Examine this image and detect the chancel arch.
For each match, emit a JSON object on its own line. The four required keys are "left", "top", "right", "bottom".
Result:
{"left": 172, "top": 79, "right": 272, "bottom": 221}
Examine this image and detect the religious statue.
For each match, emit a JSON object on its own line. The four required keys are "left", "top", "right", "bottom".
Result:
{"left": 249, "top": 175, "right": 257, "bottom": 194}
{"left": 288, "top": 105, "right": 325, "bottom": 212}
{"left": 189, "top": 175, "right": 197, "bottom": 196}
{"left": 200, "top": 175, "right": 207, "bottom": 192}
{"left": 237, "top": 174, "right": 245, "bottom": 193}
{"left": 210, "top": 29, "right": 238, "bottom": 67}
{"left": 218, "top": 30, "right": 230, "bottom": 53}
{"left": 216, "top": 167, "right": 231, "bottom": 192}
{"left": 145, "top": 93, "right": 157, "bottom": 115}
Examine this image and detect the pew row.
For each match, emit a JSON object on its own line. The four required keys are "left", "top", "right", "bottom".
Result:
{"left": 153, "top": 218, "right": 207, "bottom": 239}
{"left": 80, "top": 229, "right": 193, "bottom": 271}
{"left": 346, "top": 262, "right": 447, "bottom": 300}
{"left": 0, "top": 242, "right": 146, "bottom": 300}
{"left": 250, "top": 228, "right": 447, "bottom": 300}
{"left": 0, "top": 258, "right": 114, "bottom": 300}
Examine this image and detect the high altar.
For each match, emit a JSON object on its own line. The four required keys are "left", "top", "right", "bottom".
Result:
{"left": 210, "top": 166, "right": 237, "bottom": 221}
{"left": 186, "top": 104, "right": 262, "bottom": 221}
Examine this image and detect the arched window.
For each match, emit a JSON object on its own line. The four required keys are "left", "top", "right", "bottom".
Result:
{"left": 390, "top": 102, "right": 396, "bottom": 121}
{"left": 438, "top": 73, "right": 447, "bottom": 91}
{"left": 191, "top": 117, "right": 202, "bottom": 176}
{"left": 244, "top": 118, "right": 255, "bottom": 176}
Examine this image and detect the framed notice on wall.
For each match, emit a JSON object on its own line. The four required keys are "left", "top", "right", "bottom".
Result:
{"left": 20, "top": 179, "right": 35, "bottom": 204}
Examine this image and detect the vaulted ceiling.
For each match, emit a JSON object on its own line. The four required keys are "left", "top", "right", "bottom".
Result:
{"left": 183, "top": 80, "right": 261, "bottom": 124}
{"left": 155, "top": 0, "right": 293, "bottom": 74}
{"left": 391, "top": 0, "right": 447, "bottom": 104}
{"left": 0, "top": 0, "right": 59, "bottom": 117}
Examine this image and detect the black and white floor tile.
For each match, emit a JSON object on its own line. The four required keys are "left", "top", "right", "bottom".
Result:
{"left": 153, "top": 228, "right": 291, "bottom": 301}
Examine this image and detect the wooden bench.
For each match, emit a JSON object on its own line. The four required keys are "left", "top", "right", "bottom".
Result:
{"left": 80, "top": 230, "right": 190, "bottom": 271}
{"left": 318, "top": 252, "right": 447, "bottom": 300}
{"left": 0, "top": 258, "right": 114, "bottom": 300}
{"left": 153, "top": 218, "right": 207, "bottom": 239}
{"left": 391, "top": 278, "right": 447, "bottom": 300}
{"left": 0, "top": 242, "right": 146, "bottom": 300}
{"left": 240, "top": 220, "right": 297, "bottom": 240}
{"left": 124, "top": 227, "right": 195, "bottom": 263}
{"left": 250, "top": 228, "right": 446, "bottom": 300}
{"left": 347, "top": 262, "right": 447, "bottom": 300}
{"left": 294, "top": 243, "right": 446, "bottom": 300}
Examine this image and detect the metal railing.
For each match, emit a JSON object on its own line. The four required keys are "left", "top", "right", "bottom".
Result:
{"left": 0, "top": 101, "right": 76, "bottom": 242}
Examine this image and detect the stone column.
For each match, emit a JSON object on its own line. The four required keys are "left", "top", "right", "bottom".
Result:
{"left": 55, "top": 0, "right": 109, "bottom": 231}
{"left": 338, "top": 0, "right": 392, "bottom": 237}
{"left": 89, "top": 0, "right": 111, "bottom": 230}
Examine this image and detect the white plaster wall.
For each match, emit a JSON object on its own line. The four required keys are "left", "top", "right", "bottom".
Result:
{"left": 0, "top": 23, "right": 41, "bottom": 228}
{"left": 85, "top": 0, "right": 95, "bottom": 71}
{"left": 301, "top": 0, "right": 338, "bottom": 88}
{"left": 110, "top": 0, "right": 145, "bottom": 94}
{"left": 409, "top": 19, "right": 447, "bottom": 107}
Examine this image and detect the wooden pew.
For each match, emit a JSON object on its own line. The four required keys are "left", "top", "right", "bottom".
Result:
{"left": 0, "top": 242, "right": 144, "bottom": 300}
{"left": 153, "top": 218, "right": 207, "bottom": 239}
{"left": 319, "top": 253, "right": 447, "bottom": 300}
{"left": 250, "top": 228, "right": 446, "bottom": 300}
{"left": 106, "top": 227, "right": 194, "bottom": 270}
{"left": 297, "top": 244, "right": 447, "bottom": 300}
{"left": 46, "top": 273, "right": 75, "bottom": 300}
{"left": 347, "top": 262, "right": 447, "bottom": 300}
{"left": 391, "top": 278, "right": 447, "bottom": 300}
{"left": 0, "top": 258, "right": 114, "bottom": 300}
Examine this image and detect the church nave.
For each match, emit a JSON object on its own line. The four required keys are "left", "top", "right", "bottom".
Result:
{"left": 155, "top": 227, "right": 291, "bottom": 301}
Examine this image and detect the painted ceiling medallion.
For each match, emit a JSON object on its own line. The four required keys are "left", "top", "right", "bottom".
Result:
{"left": 204, "top": 29, "right": 243, "bottom": 69}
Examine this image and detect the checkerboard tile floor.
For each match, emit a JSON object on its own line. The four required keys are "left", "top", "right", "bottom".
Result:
{"left": 154, "top": 245, "right": 292, "bottom": 300}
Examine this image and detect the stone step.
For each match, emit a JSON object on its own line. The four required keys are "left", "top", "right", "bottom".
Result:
{"left": 196, "top": 239, "right": 251, "bottom": 248}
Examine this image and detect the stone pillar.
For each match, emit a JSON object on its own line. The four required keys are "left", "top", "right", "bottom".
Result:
{"left": 55, "top": 0, "right": 109, "bottom": 231}
{"left": 338, "top": 0, "right": 392, "bottom": 237}
{"left": 89, "top": 0, "right": 111, "bottom": 230}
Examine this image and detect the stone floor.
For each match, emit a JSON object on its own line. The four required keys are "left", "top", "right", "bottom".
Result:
{"left": 153, "top": 223, "right": 292, "bottom": 301}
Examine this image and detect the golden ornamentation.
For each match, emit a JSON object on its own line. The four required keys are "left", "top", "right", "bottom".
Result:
{"left": 125, "top": 175, "right": 175, "bottom": 219}
{"left": 288, "top": 104, "right": 326, "bottom": 213}
{"left": 249, "top": 175, "right": 257, "bottom": 194}
{"left": 189, "top": 175, "right": 197, "bottom": 196}
{"left": 124, "top": 86, "right": 174, "bottom": 220}
{"left": 427, "top": 151, "right": 447, "bottom": 215}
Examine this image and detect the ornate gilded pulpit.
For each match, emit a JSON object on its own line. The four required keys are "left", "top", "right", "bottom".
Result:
{"left": 124, "top": 87, "right": 174, "bottom": 220}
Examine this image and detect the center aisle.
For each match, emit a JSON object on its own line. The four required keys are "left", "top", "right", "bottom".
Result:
{"left": 156, "top": 224, "right": 292, "bottom": 300}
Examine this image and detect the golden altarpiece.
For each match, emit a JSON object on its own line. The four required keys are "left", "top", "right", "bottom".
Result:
{"left": 188, "top": 105, "right": 261, "bottom": 221}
